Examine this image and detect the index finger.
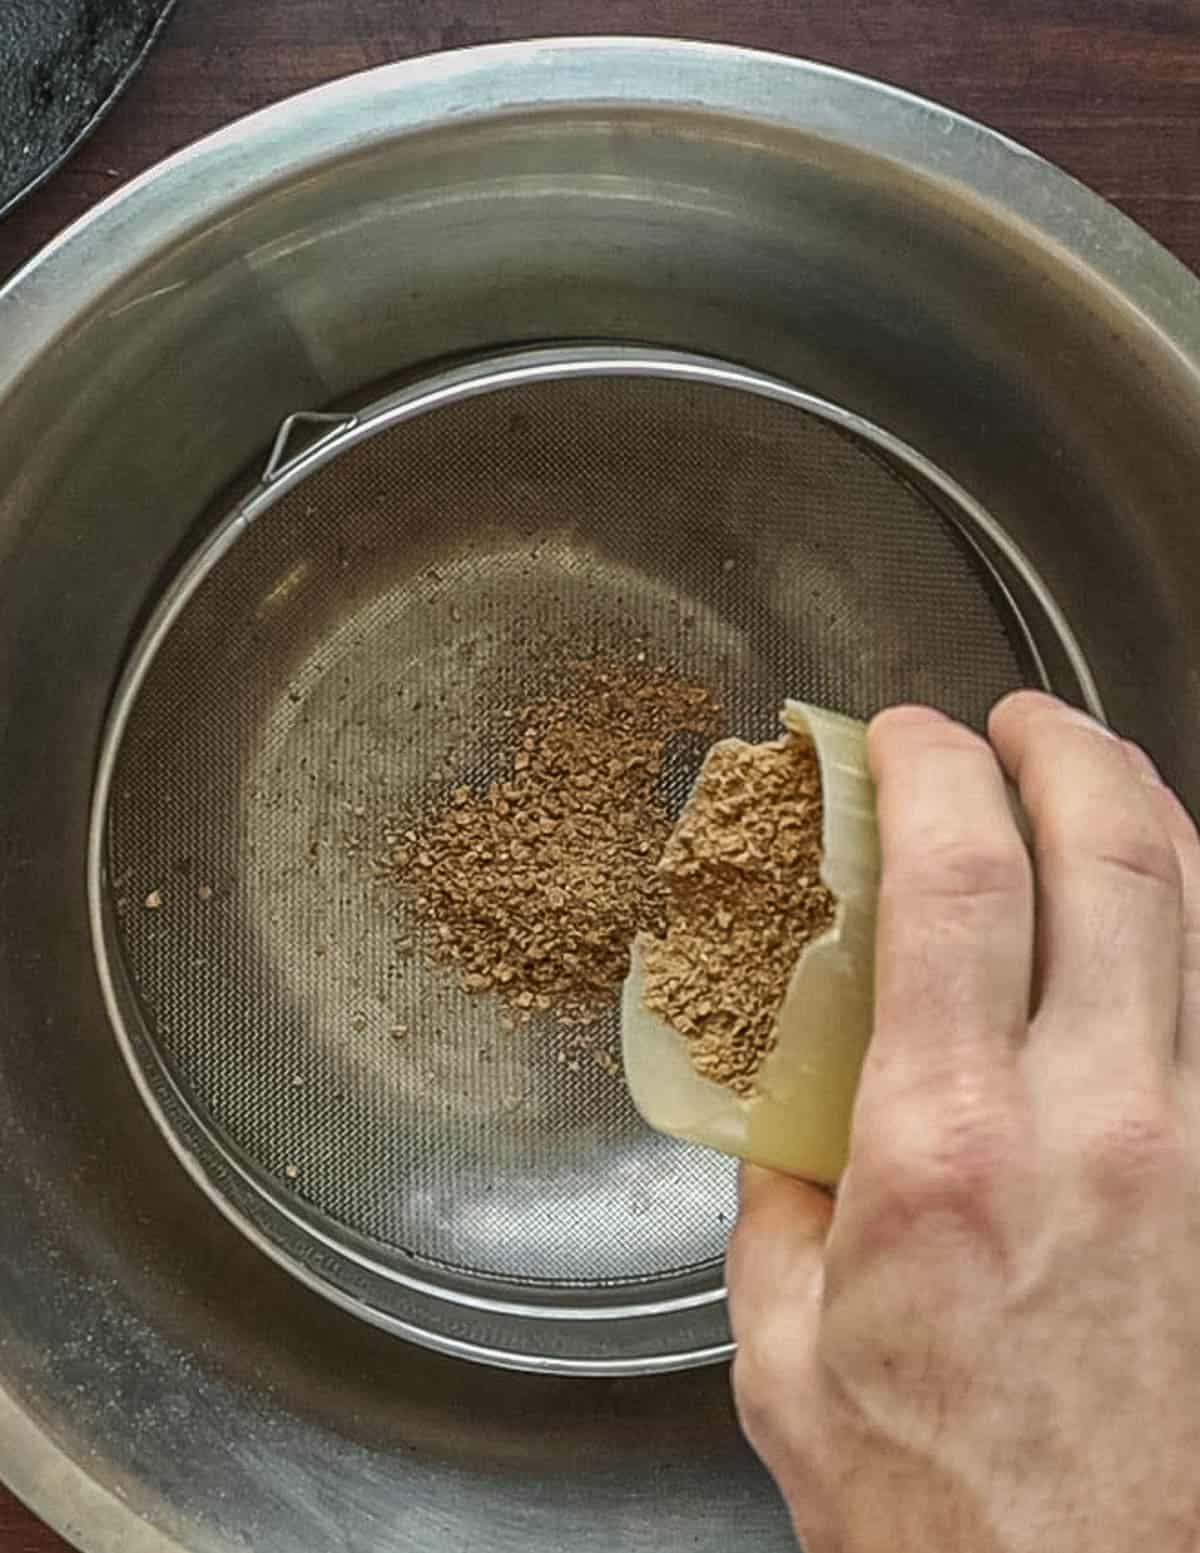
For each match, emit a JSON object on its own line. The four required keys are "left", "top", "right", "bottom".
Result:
{"left": 859, "top": 705, "right": 1034, "bottom": 1114}
{"left": 989, "top": 691, "right": 1181, "bottom": 1086}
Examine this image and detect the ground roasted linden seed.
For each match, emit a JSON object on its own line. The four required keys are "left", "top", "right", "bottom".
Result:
{"left": 639, "top": 733, "right": 836, "bottom": 1097}
{"left": 381, "top": 656, "right": 721, "bottom": 1028}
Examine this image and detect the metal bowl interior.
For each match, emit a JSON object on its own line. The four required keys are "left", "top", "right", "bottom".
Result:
{"left": 3, "top": 37, "right": 1200, "bottom": 1553}
{"left": 91, "top": 345, "right": 1094, "bottom": 1373}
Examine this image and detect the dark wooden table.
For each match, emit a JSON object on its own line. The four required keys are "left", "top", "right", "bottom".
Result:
{"left": 2, "top": 0, "right": 1199, "bottom": 1546}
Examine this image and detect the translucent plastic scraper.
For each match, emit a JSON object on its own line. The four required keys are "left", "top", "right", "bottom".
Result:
{"left": 621, "top": 702, "right": 880, "bottom": 1185}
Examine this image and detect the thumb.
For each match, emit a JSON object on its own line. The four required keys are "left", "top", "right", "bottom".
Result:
{"left": 728, "top": 1169, "right": 839, "bottom": 1553}
{"left": 726, "top": 1163, "right": 834, "bottom": 1347}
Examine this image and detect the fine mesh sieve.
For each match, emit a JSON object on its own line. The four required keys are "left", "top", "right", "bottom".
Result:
{"left": 90, "top": 347, "right": 1098, "bottom": 1372}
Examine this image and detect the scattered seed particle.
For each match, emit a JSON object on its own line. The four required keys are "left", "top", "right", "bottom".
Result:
{"left": 144, "top": 890, "right": 162, "bottom": 910}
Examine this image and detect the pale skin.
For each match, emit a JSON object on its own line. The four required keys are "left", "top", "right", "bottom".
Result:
{"left": 727, "top": 690, "right": 1200, "bottom": 1551}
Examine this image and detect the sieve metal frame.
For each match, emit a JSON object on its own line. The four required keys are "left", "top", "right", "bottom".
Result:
{"left": 88, "top": 345, "right": 1103, "bottom": 1375}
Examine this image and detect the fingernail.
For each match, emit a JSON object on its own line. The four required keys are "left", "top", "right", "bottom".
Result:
{"left": 1122, "top": 738, "right": 1162, "bottom": 785}
{"left": 1061, "top": 706, "right": 1117, "bottom": 740}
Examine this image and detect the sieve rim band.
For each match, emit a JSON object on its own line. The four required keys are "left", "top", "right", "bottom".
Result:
{"left": 87, "top": 343, "right": 1101, "bottom": 1373}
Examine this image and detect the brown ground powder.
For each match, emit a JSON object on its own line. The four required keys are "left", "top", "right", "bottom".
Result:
{"left": 639, "top": 733, "right": 836, "bottom": 1097}
{"left": 381, "top": 658, "right": 720, "bottom": 1028}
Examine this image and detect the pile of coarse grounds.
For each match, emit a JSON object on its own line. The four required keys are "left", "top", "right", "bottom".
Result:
{"left": 382, "top": 658, "right": 720, "bottom": 1028}
{"left": 639, "top": 732, "right": 836, "bottom": 1097}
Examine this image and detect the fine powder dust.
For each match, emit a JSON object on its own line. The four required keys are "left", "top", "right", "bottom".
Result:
{"left": 639, "top": 733, "right": 837, "bottom": 1097}
{"left": 380, "top": 657, "right": 721, "bottom": 1034}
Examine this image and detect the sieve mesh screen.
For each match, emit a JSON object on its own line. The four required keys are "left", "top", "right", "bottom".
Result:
{"left": 106, "top": 368, "right": 1033, "bottom": 1296}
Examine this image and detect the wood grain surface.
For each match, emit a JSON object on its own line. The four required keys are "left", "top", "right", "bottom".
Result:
{"left": 2, "top": 0, "right": 1199, "bottom": 1547}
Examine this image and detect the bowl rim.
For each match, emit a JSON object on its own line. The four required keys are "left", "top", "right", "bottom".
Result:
{"left": 5, "top": 36, "right": 1200, "bottom": 397}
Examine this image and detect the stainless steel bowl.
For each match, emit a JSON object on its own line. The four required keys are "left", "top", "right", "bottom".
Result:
{"left": 3, "top": 37, "right": 1200, "bottom": 1553}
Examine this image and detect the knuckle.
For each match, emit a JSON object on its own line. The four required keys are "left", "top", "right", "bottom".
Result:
{"left": 731, "top": 1332, "right": 789, "bottom": 1444}
{"left": 886, "top": 832, "right": 1029, "bottom": 908}
{"left": 731, "top": 1342, "right": 768, "bottom": 1417}
{"left": 856, "top": 1093, "right": 1017, "bottom": 1217}
{"left": 1077, "top": 1103, "right": 1182, "bottom": 1202}
{"left": 731, "top": 1346, "right": 819, "bottom": 1509}
{"left": 1049, "top": 798, "right": 1180, "bottom": 897}
{"left": 900, "top": 1134, "right": 1008, "bottom": 1213}
{"left": 1093, "top": 825, "right": 1180, "bottom": 894}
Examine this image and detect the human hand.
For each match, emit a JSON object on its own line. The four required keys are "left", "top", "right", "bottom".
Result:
{"left": 727, "top": 691, "right": 1200, "bottom": 1552}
